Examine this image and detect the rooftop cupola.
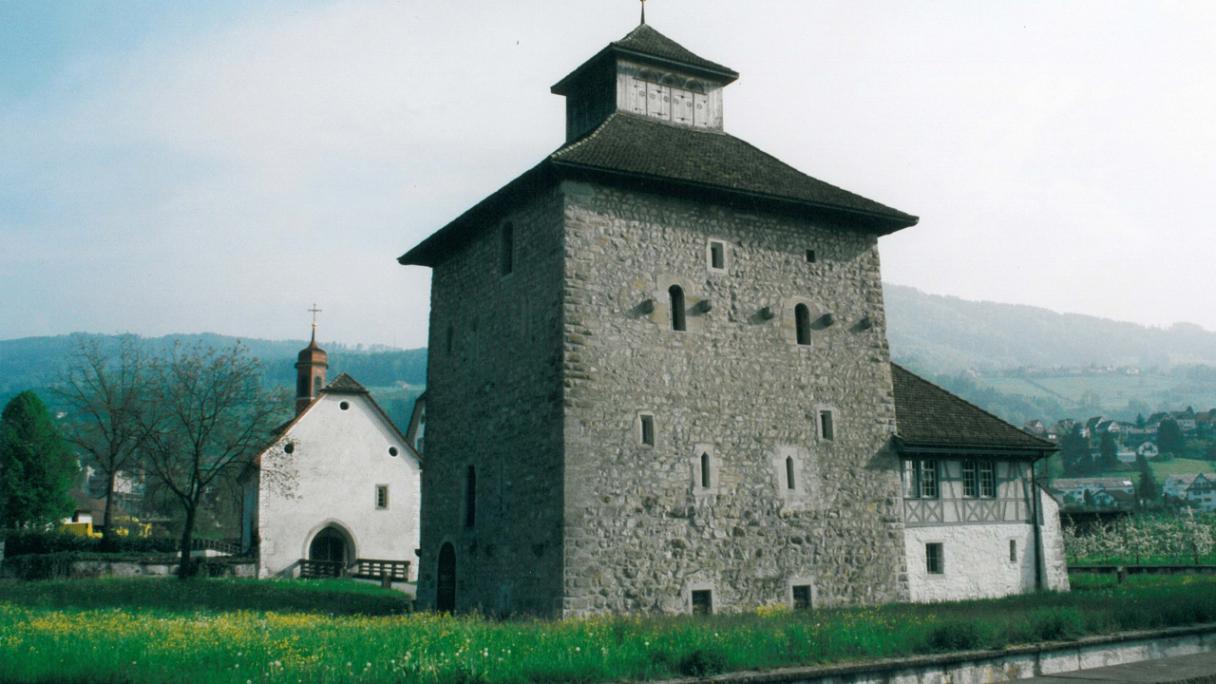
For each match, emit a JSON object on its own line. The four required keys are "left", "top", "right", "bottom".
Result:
{"left": 295, "top": 306, "right": 329, "bottom": 414}
{"left": 551, "top": 23, "right": 739, "bottom": 142}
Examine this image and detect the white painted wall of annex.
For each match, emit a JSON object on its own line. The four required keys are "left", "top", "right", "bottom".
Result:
{"left": 905, "top": 522, "right": 1037, "bottom": 602}
{"left": 256, "top": 392, "right": 420, "bottom": 580}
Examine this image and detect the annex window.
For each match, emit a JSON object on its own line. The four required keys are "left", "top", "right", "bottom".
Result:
{"left": 375, "top": 485, "right": 389, "bottom": 510}
{"left": 805, "top": 249, "right": 816, "bottom": 264}
{"left": 926, "top": 543, "right": 944, "bottom": 574}
{"left": 707, "top": 239, "right": 726, "bottom": 271}
{"left": 962, "top": 460, "right": 978, "bottom": 497}
{"left": 904, "top": 459, "right": 939, "bottom": 499}
{"left": 795, "top": 304, "right": 811, "bottom": 346}
{"left": 818, "top": 410, "right": 834, "bottom": 441}
{"left": 691, "top": 589, "right": 713, "bottom": 615}
{"left": 500, "top": 222, "right": 514, "bottom": 276}
{"left": 669, "top": 285, "right": 686, "bottom": 331}
{"left": 464, "top": 465, "right": 476, "bottom": 528}
{"left": 700, "top": 452, "right": 711, "bottom": 489}
{"left": 1009, "top": 539, "right": 1017, "bottom": 563}
{"left": 639, "top": 413, "right": 655, "bottom": 447}
{"left": 979, "top": 461, "right": 996, "bottom": 498}
{"left": 785, "top": 456, "right": 796, "bottom": 490}
{"left": 792, "top": 584, "right": 812, "bottom": 610}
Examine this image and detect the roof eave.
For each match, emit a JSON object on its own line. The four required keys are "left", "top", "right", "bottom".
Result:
{"left": 551, "top": 159, "right": 918, "bottom": 232}
{"left": 895, "top": 436, "right": 1057, "bottom": 459}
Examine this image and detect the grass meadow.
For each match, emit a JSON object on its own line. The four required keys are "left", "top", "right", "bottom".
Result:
{"left": 3, "top": 575, "right": 1216, "bottom": 683}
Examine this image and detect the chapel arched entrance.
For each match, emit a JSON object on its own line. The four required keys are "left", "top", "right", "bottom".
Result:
{"left": 308, "top": 526, "right": 350, "bottom": 564}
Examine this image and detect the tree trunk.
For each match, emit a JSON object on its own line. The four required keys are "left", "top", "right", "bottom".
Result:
{"left": 178, "top": 504, "right": 197, "bottom": 580}
{"left": 102, "top": 470, "right": 116, "bottom": 539}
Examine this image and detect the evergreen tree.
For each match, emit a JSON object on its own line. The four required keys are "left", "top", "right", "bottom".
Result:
{"left": 1060, "top": 424, "right": 1091, "bottom": 476}
{"left": 1099, "top": 431, "right": 1119, "bottom": 470}
{"left": 0, "top": 391, "right": 76, "bottom": 528}
{"left": 1136, "top": 453, "right": 1159, "bottom": 508}
{"left": 1158, "top": 418, "right": 1186, "bottom": 457}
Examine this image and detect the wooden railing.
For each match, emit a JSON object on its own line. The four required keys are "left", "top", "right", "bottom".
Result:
{"left": 299, "top": 559, "right": 344, "bottom": 579}
{"left": 191, "top": 538, "right": 242, "bottom": 555}
{"left": 351, "top": 558, "right": 410, "bottom": 581}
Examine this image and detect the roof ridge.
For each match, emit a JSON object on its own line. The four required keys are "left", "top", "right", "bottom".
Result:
{"left": 890, "top": 362, "right": 1056, "bottom": 450}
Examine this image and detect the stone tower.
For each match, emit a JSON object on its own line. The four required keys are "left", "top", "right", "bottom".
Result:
{"left": 400, "top": 22, "right": 919, "bottom": 616}
{"left": 294, "top": 327, "right": 328, "bottom": 415}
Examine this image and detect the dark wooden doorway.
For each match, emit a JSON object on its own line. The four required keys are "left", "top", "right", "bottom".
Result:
{"left": 436, "top": 542, "right": 456, "bottom": 612}
{"left": 308, "top": 527, "right": 348, "bottom": 564}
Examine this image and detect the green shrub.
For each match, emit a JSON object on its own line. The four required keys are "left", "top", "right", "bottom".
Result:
{"left": 678, "top": 649, "right": 727, "bottom": 677}
{"left": 926, "top": 620, "right": 984, "bottom": 651}
{"left": 1, "top": 529, "right": 179, "bottom": 556}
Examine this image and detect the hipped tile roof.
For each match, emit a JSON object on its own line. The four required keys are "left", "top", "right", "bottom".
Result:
{"left": 892, "top": 363, "right": 1056, "bottom": 453}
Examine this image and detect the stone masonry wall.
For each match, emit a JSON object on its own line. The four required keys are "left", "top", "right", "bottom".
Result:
{"left": 416, "top": 187, "right": 568, "bottom": 615}
{"left": 559, "top": 180, "right": 908, "bottom": 615}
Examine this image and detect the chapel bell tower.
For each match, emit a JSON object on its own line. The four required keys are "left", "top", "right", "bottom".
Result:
{"left": 295, "top": 305, "right": 328, "bottom": 414}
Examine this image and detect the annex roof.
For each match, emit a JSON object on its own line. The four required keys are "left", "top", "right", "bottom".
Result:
{"left": 400, "top": 113, "right": 918, "bottom": 266}
{"left": 891, "top": 363, "right": 1056, "bottom": 456}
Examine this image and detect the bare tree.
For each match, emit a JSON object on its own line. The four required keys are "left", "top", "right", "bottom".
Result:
{"left": 139, "top": 342, "right": 284, "bottom": 577}
{"left": 56, "top": 336, "right": 147, "bottom": 536}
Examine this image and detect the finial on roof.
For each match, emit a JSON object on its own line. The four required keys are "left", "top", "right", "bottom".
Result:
{"left": 640, "top": 0, "right": 646, "bottom": 24}
{"left": 308, "top": 303, "right": 322, "bottom": 342}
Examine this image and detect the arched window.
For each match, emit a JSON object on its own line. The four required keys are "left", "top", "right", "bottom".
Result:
{"left": 464, "top": 465, "right": 476, "bottom": 528}
{"left": 795, "top": 304, "right": 811, "bottom": 346}
{"left": 785, "top": 456, "right": 796, "bottom": 490}
{"left": 669, "top": 285, "right": 686, "bottom": 331}
{"left": 700, "top": 452, "right": 711, "bottom": 489}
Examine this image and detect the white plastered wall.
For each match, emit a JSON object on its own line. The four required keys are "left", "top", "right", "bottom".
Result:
{"left": 256, "top": 392, "right": 421, "bottom": 580}
{"left": 905, "top": 523, "right": 1038, "bottom": 602}
{"left": 1038, "top": 486, "right": 1071, "bottom": 592}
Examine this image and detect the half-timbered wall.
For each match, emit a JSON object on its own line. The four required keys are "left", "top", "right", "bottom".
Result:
{"left": 902, "top": 458, "right": 1034, "bottom": 527}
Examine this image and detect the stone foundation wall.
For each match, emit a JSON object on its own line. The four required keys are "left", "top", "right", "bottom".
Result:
{"left": 559, "top": 181, "right": 907, "bottom": 615}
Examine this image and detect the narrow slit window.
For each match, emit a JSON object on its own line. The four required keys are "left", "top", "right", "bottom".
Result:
{"left": 708, "top": 240, "right": 725, "bottom": 270}
{"left": 464, "top": 466, "right": 476, "bottom": 528}
{"left": 700, "top": 452, "right": 711, "bottom": 489}
{"left": 819, "top": 410, "right": 834, "bottom": 441}
{"left": 500, "top": 222, "right": 514, "bottom": 275}
{"left": 375, "top": 485, "right": 389, "bottom": 510}
{"left": 640, "top": 414, "right": 655, "bottom": 447}
{"left": 1009, "top": 539, "right": 1017, "bottom": 562}
{"left": 795, "top": 304, "right": 811, "bottom": 346}
{"left": 691, "top": 589, "right": 713, "bottom": 615}
{"left": 926, "top": 543, "right": 944, "bottom": 574}
{"left": 669, "top": 285, "right": 686, "bottom": 331}
{"left": 792, "top": 584, "right": 812, "bottom": 610}
{"left": 785, "top": 456, "right": 796, "bottom": 490}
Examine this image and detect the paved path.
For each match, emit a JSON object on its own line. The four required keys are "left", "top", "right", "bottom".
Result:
{"left": 1025, "top": 651, "right": 1216, "bottom": 683}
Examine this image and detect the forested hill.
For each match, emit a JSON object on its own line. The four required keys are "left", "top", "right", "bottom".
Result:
{"left": 0, "top": 334, "right": 427, "bottom": 426}
{"left": 5, "top": 286, "right": 1216, "bottom": 427}
{"left": 884, "top": 284, "right": 1216, "bottom": 374}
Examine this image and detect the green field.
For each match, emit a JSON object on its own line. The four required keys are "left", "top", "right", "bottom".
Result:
{"left": 3, "top": 576, "right": 1216, "bottom": 683}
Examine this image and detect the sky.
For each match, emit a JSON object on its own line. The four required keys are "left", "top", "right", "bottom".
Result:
{"left": 2, "top": 0, "right": 1214, "bottom": 349}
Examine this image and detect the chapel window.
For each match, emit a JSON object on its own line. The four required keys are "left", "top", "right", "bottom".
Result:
{"left": 376, "top": 485, "right": 389, "bottom": 510}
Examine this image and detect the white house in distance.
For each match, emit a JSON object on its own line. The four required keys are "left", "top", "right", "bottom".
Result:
{"left": 241, "top": 331, "right": 421, "bottom": 581}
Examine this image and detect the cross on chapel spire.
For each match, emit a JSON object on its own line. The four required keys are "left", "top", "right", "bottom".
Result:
{"left": 308, "top": 303, "right": 322, "bottom": 341}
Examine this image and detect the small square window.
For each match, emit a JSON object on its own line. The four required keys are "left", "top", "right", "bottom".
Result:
{"left": 375, "top": 485, "right": 389, "bottom": 510}
{"left": 819, "top": 411, "right": 834, "bottom": 441}
{"left": 691, "top": 589, "right": 713, "bottom": 615}
{"left": 926, "top": 543, "right": 944, "bottom": 574}
{"left": 639, "top": 414, "right": 655, "bottom": 447}
{"left": 792, "top": 584, "right": 812, "bottom": 610}
{"left": 805, "top": 249, "right": 816, "bottom": 263}
{"left": 708, "top": 240, "right": 726, "bottom": 270}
